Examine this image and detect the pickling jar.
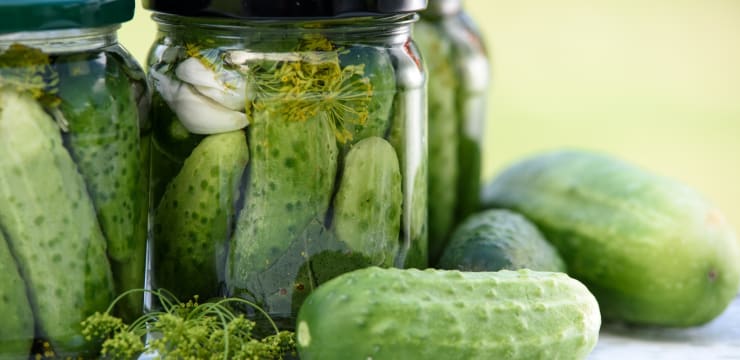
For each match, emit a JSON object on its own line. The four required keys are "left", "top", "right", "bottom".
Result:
{"left": 0, "top": 0, "right": 149, "bottom": 357}
{"left": 144, "top": 0, "right": 429, "bottom": 328}
{"left": 415, "top": 0, "right": 490, "bottom": 263}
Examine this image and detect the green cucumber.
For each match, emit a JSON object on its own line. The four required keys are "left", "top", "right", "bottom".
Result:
{"left": 386, "top": 49, "right": 428, "bottom": 268}
{"left": 154, "top": 131, "right": 249, "bottom": 301}
{"left": 0, "top": 231, "right": 34, "bottom": 359}
{"left": 57, "top": 54, "right": 144, "bottom": 263}
{"left": 414, "top": 20, "right": 460, "bottom": 263}
{"left": 110, "top": 134, "right": 150, "bottom": 321}
{"left": 338, "top": 45, "right": 396, "bottom": 144}
{"left": 481, "top": 149, "right": 740, "bottom": 326}
{"left": 297, "top": 267, "right": 601, "bottom": 360}
{"left": 0, "top": 90, "right": 114, "bottom": 355}
{"left": 228, "top": 110, "right": 338, "bottom": 312}
{"left": 437, "top": 209, "right": 566, "bottom": 272}
{"left": 332, "top": 137, "right": 402, "bottom": 267}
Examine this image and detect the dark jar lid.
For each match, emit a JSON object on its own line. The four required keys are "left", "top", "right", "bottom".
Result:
{"left": 143, "top": 0, "right": 428, "bottom": 19}
{"left": 0, "top": 0, "right": 134, "bottom": 34}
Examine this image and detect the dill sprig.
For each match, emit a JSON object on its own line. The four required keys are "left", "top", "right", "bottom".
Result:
{"left": 80, "top": 289, "right": 296, "bottom": 360}
{"left": 244, "top": 35, "right": 373, "bottom": 143}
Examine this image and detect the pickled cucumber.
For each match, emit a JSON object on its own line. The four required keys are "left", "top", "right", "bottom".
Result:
{"left": 0, "top": 90, "right": 114, "bottom": 355}
{"left": 154, "top": 131, "right": 249, "bottom": 301}
{"left": 332, "top": 137, "right": 402, "bottom": 267}
{"left": 0, "top": 231, "right": 34, "bottom": 359}
{"left": 414, "top": 20, "right": 460, "bottom": 263}
{"left": 57, "top": 53, "right": 144, "bottom": 263}
{"left": 228, "top": 110, "right": 338, "bottom": 309}
{"left": 338, "top": 46, "right": 396, "bottom": 144}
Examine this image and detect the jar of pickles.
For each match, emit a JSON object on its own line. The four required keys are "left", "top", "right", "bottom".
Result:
{"left": 0, "top": 0, "right": 148, "bottom": 357}
{"left": 414, "top": 0, "right": 490, "bottom": 263}
{"left": 144, "top": 0, "right": 428, "bottom": 327}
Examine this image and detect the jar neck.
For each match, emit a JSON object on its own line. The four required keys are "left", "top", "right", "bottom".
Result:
{"left": 0, "top": 26, "right": 119, "bottom": 54}
{"left": 152, "top": 13, "right": 416, "bottom": 46}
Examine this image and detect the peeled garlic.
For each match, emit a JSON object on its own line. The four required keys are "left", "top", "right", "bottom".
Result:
{"left": 175, "top": 57, "right": 247, "bottom": 111}
{"left": 151, "top": 70, "right": 248, "bottom": 135}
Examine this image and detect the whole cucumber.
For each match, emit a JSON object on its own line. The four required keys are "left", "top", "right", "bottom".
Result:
{"left": 338, "top": 45, "right": 396, "bottom": 145}
{"left": 297, "top": 267, "right": 601, "bottom": 360}
{"left": 386, "top": 44, "right": 428, "bottom": 268}
{"left": 332, "top": 137, "right": 402, "bottom": 267}
{"left": 0, "top": 231, "right": 34, "bottom": 359}
{"left": 228, "top": 109, "right": 338, "bottom": 313}
{"left": 154, "top": 131, "right": 249, "bottom": 301}
{"left": 57, "top": 53, "right": 145, "bottom": 263}
{"left": 481, "top": 149, "right": 740, "bottom": 326}
{"left": 0, "top": 90, "right": 114, "bottom": 355}
{"left": 437, "top": 209, "right": 566, "bottom": 272}
{"left": 414, "top": 20, "right": 460, "bottom": 263}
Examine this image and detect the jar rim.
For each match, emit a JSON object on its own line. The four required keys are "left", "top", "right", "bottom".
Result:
{"left": 144, "top": 0, "right": 427, "bottom": 20}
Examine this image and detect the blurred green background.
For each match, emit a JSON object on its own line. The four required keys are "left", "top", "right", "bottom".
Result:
{"left": 121, "top": 0, "right": 740, "bottom": 233}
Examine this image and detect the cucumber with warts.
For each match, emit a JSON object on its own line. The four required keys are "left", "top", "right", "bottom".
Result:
{"left": 297, "top": 267, "right": 600, "bottom": 360}
{"left": 0, "top": 89, "right": 114, "bottom": 355}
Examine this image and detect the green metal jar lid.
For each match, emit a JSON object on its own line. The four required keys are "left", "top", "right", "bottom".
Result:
{"left": 0, "top": 0, "right": 134, "bottom": 34}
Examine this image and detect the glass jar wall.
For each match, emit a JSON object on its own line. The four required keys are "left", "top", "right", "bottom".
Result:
{"left": 146, "top": 8, "right": 427, "bottom": 328}
{"left": 0, "top": 1, "right": 149, "bottom": 357}
{"left": 414, "top": 0, "right": 490, "bottom": 263}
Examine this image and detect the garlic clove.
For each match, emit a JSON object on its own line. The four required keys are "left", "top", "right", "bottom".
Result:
{"left": 152, "top": 70, "right": 249, "bottom": 135}
{"left": 175, "top": 57, "right": 247, "bottom": 111}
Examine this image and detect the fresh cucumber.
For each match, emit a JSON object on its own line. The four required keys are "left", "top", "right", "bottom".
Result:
{"left": 481, "top": 149, "right": 740, "bottom": 326}
{"left": 437, "top": 209, "right": 566, "bottom": 272}
{"left": 297, "top": 267, "right": 601, "bottom": 360}
{"left": 154, "top": 131, "right": 249, "bottom": 301}
{"left": 332, "top": 136, "right": 402, "bottom": 267}
{"left": 0, "top": 231, "right": 34, "bottom": 359}
{"left": 0, "top": 90, "right": 114, "bottom": 355}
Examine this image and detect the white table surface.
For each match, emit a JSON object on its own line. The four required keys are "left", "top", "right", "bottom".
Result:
{"left": 590, "top": 295, "right": 740, "bottom": 360}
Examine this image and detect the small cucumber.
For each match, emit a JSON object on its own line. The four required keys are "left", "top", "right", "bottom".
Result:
{"left": 0, "top": 231, "right": 34, "bottom": 359}
{"left": 0, "top": 90, "right": 114, "bottom": 355}
{"left": 154, "top": 131, "right": 249, "bottom": 301}
{"left": 57, "top": 53, "right": 145, "bottom": 263}
{"left": 297, "top": 267, "right": 601, "bottom": 360}
{"left": 437, "top": 209, "right": 566, "bottom": 272}
{"left": 414, "top": 20, "right": 460, "bottom": 263}
{"left": 332, "top": 137, "right": 402, "bottom": 267}
{"left": 228, "top": 109, "right": 338, "bottom": 313}
{"left": 481, "top": 150, "right": 740, "bottom": 326}
{"left": 338, "top": 45, "right": 396, "bottom": 144}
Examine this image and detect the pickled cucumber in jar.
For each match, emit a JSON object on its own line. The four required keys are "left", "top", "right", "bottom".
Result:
{"left": 0, "top": 0, "right": 149, "bottom": 357}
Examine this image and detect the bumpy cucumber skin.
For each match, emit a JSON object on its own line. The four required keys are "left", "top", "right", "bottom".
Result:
{"left": 481, "top": 150, "right": 740, "bottom": 327}
{"left": 0, "top": 231, "right": 34, "bottom": 359}
{"left": 57, "top": 53, "right": 145, "bottom": 263}
{"left": 0, "top": 90, "right": 114, "bottom": 354}
{"left": 228, "top": 110, "right": 338, "bottom": 313}
{"left": 333, "top": 137, "right": 402, "bottom": 267}
{"left": 414, "top": 20, "right": 460, "bottom": 263}
{"left": 438, "top": 209, "right": 566, "bottom": 272}
{"left": 111, "top": 134, "right": 150, "bottom": 321}
{"left": 338, "top": 45, "right": 396, "bottom": 144}
{"left": 297, "top": 267, "right": 600, "bottom": 360}
{"left": 154, "top": 131, "right": 249, "bottom": 301}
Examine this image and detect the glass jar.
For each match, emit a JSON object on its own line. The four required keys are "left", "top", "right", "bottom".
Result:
{"left": 414, "top": 0, "right": 490, "bottom": 263}
{"left": 0, "top": 0, "right": 149, "bottom": 358}
{"left": 144, "top": 1, "right": 428, "bottom": 328}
